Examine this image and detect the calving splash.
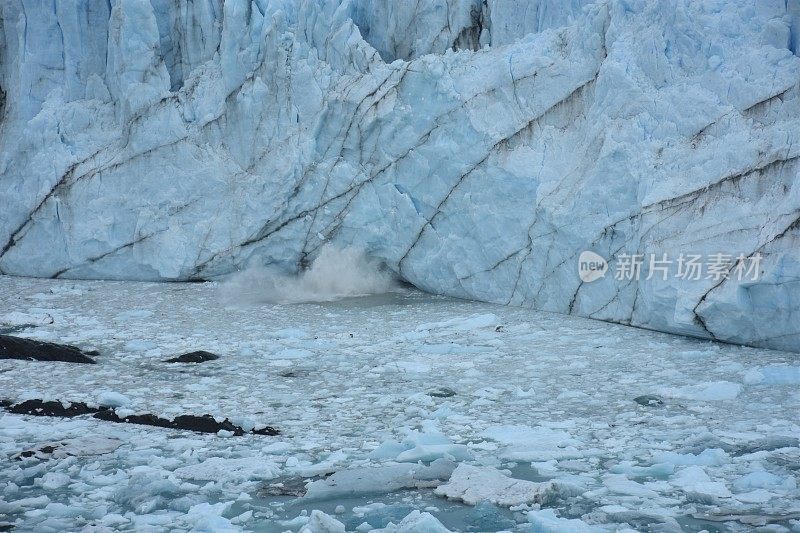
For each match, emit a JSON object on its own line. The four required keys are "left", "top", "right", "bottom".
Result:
{"left": 220, "top": 245, "right": 398, "bottom": 304}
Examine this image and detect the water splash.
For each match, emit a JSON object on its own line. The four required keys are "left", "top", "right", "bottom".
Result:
{"left": 220, "top": 245, "right": 398, "bottom": 304}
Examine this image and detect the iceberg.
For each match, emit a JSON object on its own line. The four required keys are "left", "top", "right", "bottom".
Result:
{"left": 0, "top": 0, "right": 798, "bottom": 351}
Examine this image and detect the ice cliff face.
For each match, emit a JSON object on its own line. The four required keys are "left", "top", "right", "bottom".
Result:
{"left": 0, "top": 0, "right": 799, "bottom": 352}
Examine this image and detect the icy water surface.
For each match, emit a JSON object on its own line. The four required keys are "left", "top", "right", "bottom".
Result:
{"left": 0, "top": 276, "right": 798, "bottom": 531}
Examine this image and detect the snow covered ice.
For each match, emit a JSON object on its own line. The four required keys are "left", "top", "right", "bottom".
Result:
{"left": 1, "top": 0, "right": 799, "bottom": 530}
{"left": 1, "top": 276, "right": 799, "bottom": 531}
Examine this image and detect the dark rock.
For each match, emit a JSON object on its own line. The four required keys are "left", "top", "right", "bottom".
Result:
{"left": 164, "top": 350, "right": 219, "bottom": 363}
{"left": 634, "top": 394, "right": 664, "bottom": 407}
{"left": 93, "top": 409, "right": 279, "bottom": 436}
{"left": 0, "top": 334, "right": 96, "bottom": 363}
{"left": 173, "top": 414, "right": 242, "bottom": 434}
{"left": 94, "top": 410, "right": 241, "bottom": 434}
{"left": 17, "top": 445, "right": 57, "bottom": 459}
{"left": 94, "top": 410, "right": 170, "bottom": 428}
{"left": 2, "top": 399, "right": 101, "bottom": 417}
{"left": 252, "top": 425, "right": 280, "bottom": 436}
{"left": 2, "top": 398, "right": 279, "bottom": 436}
{"left": 428, "top": 386, "right": 456, "bottom": 398}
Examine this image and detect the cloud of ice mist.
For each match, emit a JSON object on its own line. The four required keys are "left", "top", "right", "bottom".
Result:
{"left": 220, "top": 244, "right": 399, "bottom": 304}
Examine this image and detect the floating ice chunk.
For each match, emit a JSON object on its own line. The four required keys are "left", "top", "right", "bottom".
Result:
{"left": 228, "top": 416, "right": 255, "bottom": 432}
{"left": 370, "top": 511, "right": 451, "bottom": 533}
{"left": 603, "top": 474, "right": 659, "bottom": 497}
{"left": 556, "top": 390, "right": 589, "bottom": 400}
{"left": 670, "top": 466, "right": 732, "bottom": 499}
{"left": 48, "top": 285, "right": 85, "bottom": 296}
{"left": 37, "top": 472, "right": 71, "bottom": 490}
{"left": 733, "top": 489, "right": 776, "bottom": 504}
{"left": 526, "top": 509, "right": 604, "bottom": 532}
{"left": 370, "top": 431, "right": 472, "bottom": 463}
{"left": 16, "top": 437, "right": 123, "bottom": 460}
{"left": 609, "top": 461, "right": 675, "bottom": 477}
{"left": 390, "top": 361, "right": 432, "bottom": 373}
{"left": 299, "top": 510, "right": 346, "bottom": 533}
{"left": 44, "top": 502, "right": 103, "bottom": 519}
{"left": 395, "top": 443, "right": 472, "bottom": 463}
{"left": 733, "top": 470, "right": 796, "bottom": 492}
{"left": 280, "top": 514, "right": 311, "bottom": 529}
{"left": 676, "top": 349, "right": 712, "bottom": 359}
{"left": 293, "top": 450, "right": 349, "bottom": 477}
{"left": 271, "top": 328, "right": 310, "bottom": 339}
{"left": 481, "top": 425, "right": 582, "bottom": 461}
{"left": 743, "top": 366, "right": 800, "bottom": 385}
{"left": 124, "top": 340, "right": 158, "bottom": 352}
{"left": 173, "top": 457, "right": 280, "bottom": 482}
{"left": 303, "top": 459, "right": 456, "bottom": 500}
{"left": 114, "top": 472, "right": 181, "bottom": 514}
{"left": 98, "top": 514, "right": 130, "bottom": 528}
{"left": 369, "top": 441, "right": 409, "bottom": 461}
{"left": 0, "top": 311, "right": 53, "bottom": 327}
{"left": 661, "top": 381, "right": 742, "bottom": 401}
{"left": 5, "top": 495, "right": 50, "bottom": 511}
{"left": 513, "top": 387, "right": 535, "bottom": 398}
{"left": 185, "top": 501, "right": 237, "bottom": 532}
{"left": 352, "top": 502, "right": 388, "bottom": 516}
{"left": 415, "top": 314, "right": 501, "bottom": 333}
{"left": 97, "top": 391, "right": 131, "bottom": 408}
{"left": 115, "top": 310, "right": 154, "bottom": 320}
{"left": 653, "top": 448, "right": 730, "bottom": 466}
{"left": 63, "top": 436, "right": 125, "bottom": 457}
{"left": 434, "top": 463, "right": 563, "bottom": 507}
{"left": 743, "top": 368, "right": 765, "bottom": 385}
{"left": 231, "top": 510, "right": 254, "bottom": 525}
{"left": 417, "top": 343, "right": 494, "bottom": 355}
{"left": 272, "top": 348, "right": 314, "bottom": 359}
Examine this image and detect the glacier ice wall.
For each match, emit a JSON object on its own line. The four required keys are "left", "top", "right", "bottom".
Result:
{"left": 0, "top": 0, "right": 799, "bottom": 352}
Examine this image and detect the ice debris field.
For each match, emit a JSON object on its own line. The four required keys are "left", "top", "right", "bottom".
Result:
{"left": 0, "top": 275, "right": 798, "bottom": 532}
{"left": 2, "top": 0, "right": 799, "bottom": 352}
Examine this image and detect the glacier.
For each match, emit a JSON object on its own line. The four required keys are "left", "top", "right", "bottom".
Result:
{"left": 0, "top": 0, "right": 799, "bottom": 351}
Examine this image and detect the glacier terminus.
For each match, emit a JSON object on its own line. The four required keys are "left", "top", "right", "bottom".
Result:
{"left": 1, "top": 0, "right": 799, "bottom": 351}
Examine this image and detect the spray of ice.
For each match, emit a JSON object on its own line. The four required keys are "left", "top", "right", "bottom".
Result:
{"left": 220, "top": 244, "right": 398, "bottom": 304}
